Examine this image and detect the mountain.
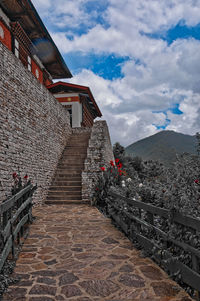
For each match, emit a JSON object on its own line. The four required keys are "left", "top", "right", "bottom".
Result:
{"left": 125, "top": 130, "right": 197, "bottom": 166}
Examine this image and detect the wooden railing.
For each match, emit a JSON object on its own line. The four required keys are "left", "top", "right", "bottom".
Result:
{"left": 107, "top": 190, "right": 200, "bottom": 298}
{"left": 0, "top": 184, "right": 37, "bottom": 272}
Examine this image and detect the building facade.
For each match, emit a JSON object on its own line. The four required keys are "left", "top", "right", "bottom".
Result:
{"left": 47, "top": 82, "right": 102, "bottom": 128}
{"left": 0, "top": 0, "right": 72, "bottom": 86}
{"left": 0, "top": 0, "right": 102, "bottom": 128}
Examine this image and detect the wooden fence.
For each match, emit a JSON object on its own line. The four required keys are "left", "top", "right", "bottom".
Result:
{"left": 0, "top": 183, "right": 37, "bottom": 272}
{"left": 107, "top": 190, "right": 200, "bottom": 298}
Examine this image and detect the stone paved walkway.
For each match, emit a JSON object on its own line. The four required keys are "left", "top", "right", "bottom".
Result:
{"left": 3, "top": 204, "right": 193, "bottom": 301}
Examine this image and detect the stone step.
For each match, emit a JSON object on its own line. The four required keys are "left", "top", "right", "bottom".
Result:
{"left": 53, "top": 174, "right": 81, "bottom": 183}
{"left": 49, "top": 186, "right": 82, "bottom": 191}
{"left": 58, "top": 162, "right": 84, "bottom": 166}
{"left": 62, "top": 151, "right": 87, "bottom": 155}
{"left": 60, "top": 159, "right": 86, "bottom": 164}
{"left": 56, "top": 166, "right": 83, "bottom": 171}
{"left": 45, "top": 200, "right": 90, "bottom": 205}
{"left": 55, "top": 172, "right": 81, "bottom": 177}
{"left": 46, "top": 132, "right": 91, "bottom": 205}
{"left": 67, "top": 140, "right": 89, "bottom": 143}
{"left": 61, "top": 153, "right": 87, "bottom": 157}
{"left": 48, "top": 191, "right": 81, "bottom": 197}
{"left": 46, "top": 195, "right": 82, "bottom": 200}
{"left": 65, "top": 141, "right": 88, "bottom": 149}
{"left": 68, "top": 138, "right": 89, "bottom": 141}
{"left": 58, "top": 162, "right": 85, "bottom": 166}
{"left": 52, "top": 181, "right": 81, "bottom": 186}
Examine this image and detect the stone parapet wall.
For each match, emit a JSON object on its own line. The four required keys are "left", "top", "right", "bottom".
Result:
{"left": 72, "top": 127, "right": 92, "bottom": 134}
{"left": 0, "top": 42, "right": 72, "bottom": 203}
{"left": 82, "top": 120, "right": 114, "bottom": 201}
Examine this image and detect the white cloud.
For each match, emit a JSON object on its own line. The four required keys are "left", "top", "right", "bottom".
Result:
{"left": 32, "top": 0, "right": 200, "bottom": 146}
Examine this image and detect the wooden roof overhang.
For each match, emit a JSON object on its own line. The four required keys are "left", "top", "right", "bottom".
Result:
{"left": 47, "top": 81, "right": 102, "bottom": 118}
{"left": 0, "top": 0, "right": 72, "bottom": 79}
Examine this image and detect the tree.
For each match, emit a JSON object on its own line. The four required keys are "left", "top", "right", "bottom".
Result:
{"left": 196, "top": 132, "right": 200, "bottom": 156}
{"left": 113, "top": 142, "right": 125, "bottom": 161}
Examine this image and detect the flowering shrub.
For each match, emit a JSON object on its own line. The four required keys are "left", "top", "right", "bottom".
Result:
{"left": 92, "top": 159, "right": 128, "bottom": 210}
{"left": 93, "top": 140, "right": 200, "bottom": 298}
{"left": 11, "top": 172, "right": 31, "bottom": 195}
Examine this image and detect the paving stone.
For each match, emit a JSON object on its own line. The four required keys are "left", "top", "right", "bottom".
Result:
{"left": 76, "top": 297, "right": 92, "bottom": 301}
{"left": 59, "top": 272, "right": 79, "bottom": 285}
{"left": 29, "top": 297, "right": 55, "bottom": 301}
{"left": 71, "top": 247, "right": 83, "bottom": 252}
{"left": 152, "top": 281, "right": 180, "bottom": 297}
{"left": 2, "top": 205, "right": 193, "bottom": 301}
{"left": 19, "top": 252, "right": 36, "bottom": 258}
{"left": 119, "top": 264, "right": 134, "bottom": 272}
{"left": 44, "top": 259, "right": 57, "bottom": 265}
{"left": 108, "top": 254, "right": 129, "bottom": 260}
{"left": 29, "top": 284, "right": 57, "bottom": 296}
{"left": 36, "top": 277, "right": 57, "bottom": 285}
{"left": 17, "top": 280, "right": 34, "bottom": 286}
{"left": 102, "top": 237, "right": 118, "bottom": 244}
{"left": 55, "top": 296, "right": 65, "bottom": 300}
{"left": 79, "top": 280, "right": 119, "bottom": 297}
{"left": 3, "top": 287, "right": 27, "bottom": 299}
{"left": 140, "top": 265, "right": 164, "bottom": 280}
{"left": 118, "top": 273, "right": 145, "bottom": 287}
{"left": 91, "top": 260, "right": 117, "bottom": 270}
{"left": 61, "top": 285, "right": 82, "bottom": 298}
{"left": 31, "top": 270, "right": 65, "bottom": 277}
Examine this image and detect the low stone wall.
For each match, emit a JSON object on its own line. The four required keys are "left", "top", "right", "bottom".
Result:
{"left": 82, "top": 120, "right": 114, "bottom": 201}
{"left": 0, "top": 42, "right": 72, "bottom": 203}
{"left": 72, "top": 127, "right": 92, "bottom": 134}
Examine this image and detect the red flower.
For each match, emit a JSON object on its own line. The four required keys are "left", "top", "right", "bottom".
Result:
{"left": 115, "top": 158, "right": 120, "bottom": 163}
{"left": 12, "top": 172, "right": 17, "bottom": 179}
{"left": 100, "top": 167, "right": 105, "bottom": 171}
{"left": 24, "top": 174, "right": 28, "bottom": 180}
{"left": 118, "top": 169, "right": 122, "bottom": 176}
{"left": 117, "top": 163, "right": 122, "bottom": 168}
{"left": 110, "top": 160, "right": 115, "bottom": 167}
{"left": 95, "top": 187, "right": 99, "bottom": 191}
{"left": 194, "top": 179, "right": 199, "bottom": 184}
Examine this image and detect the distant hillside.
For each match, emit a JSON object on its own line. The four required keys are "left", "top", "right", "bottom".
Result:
{"left": 125, "top": 130, "right": 197, "bottom": 166}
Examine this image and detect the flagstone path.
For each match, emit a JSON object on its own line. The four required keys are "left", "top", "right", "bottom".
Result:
{"left": 2, "top": 204, "right": 193, "bottom": 301}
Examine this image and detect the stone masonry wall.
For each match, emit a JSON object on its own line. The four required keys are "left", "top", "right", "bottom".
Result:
{"left": 0, "top": 42, "right": 72, "bottom": 203}
{"left": 82, "top": 120, "right": 114, "bottom": 201}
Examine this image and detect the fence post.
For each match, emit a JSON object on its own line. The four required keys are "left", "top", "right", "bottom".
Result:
{"left": 147, "top": 211, "right": 154, "bottom": 225}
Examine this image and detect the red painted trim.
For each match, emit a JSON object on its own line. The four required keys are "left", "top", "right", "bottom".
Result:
{"left": 56, "top": 96, "right": 80, "bottom": 102}
{"left": 0, "top": 20, "right": 12, "bottom": 51}
{"left": 31, "top": 59, "right": 43, "bottom": 84}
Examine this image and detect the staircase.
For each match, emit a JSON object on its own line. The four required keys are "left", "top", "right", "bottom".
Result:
{"left": 45, "top": 131, "right": 91, "bottom": 205}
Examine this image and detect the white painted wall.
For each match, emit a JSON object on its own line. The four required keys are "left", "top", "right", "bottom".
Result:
{"left": 61, "top": 101, "right": 82, "bottom": 127}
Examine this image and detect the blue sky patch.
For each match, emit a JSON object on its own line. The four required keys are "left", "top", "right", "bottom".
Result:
{"left": 152, "top": 117, "right": 171, "bottom": 130}
{"left": 152, "top": 109, "right": 171, "bottom": 130}
{"left": 141, "top": 21, "right": 200, "bottom": 44}
{"left": 168, "top": 103, "right": 183, "bottom": 115}
{"left": 83, "top": 0, "right": 109, "bottom": 28}
{"left": 64, "top": 52, "right": 129, "bottom": 80}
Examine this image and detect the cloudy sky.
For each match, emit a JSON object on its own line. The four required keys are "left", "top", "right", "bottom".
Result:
{"left": 32, "top": 0, "right": 200, "bottom": 147}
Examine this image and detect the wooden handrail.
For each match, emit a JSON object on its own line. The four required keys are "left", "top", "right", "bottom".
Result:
{"left": 0, "top": 184, "right": 37, "bottom": 272}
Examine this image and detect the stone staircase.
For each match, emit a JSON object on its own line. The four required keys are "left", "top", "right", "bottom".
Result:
{"left": 45, "top": 131, "right": 91, "bottom": 204}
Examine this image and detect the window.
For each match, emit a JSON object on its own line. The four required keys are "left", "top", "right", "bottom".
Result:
{"left": 14, "top": 39, "right": 19, "bottom": 58}
{"left": 27, "top": 55, "right": 31, "bottom": 71}
{"left": 0, "top": 25, "right": 4, "bottom": 39}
